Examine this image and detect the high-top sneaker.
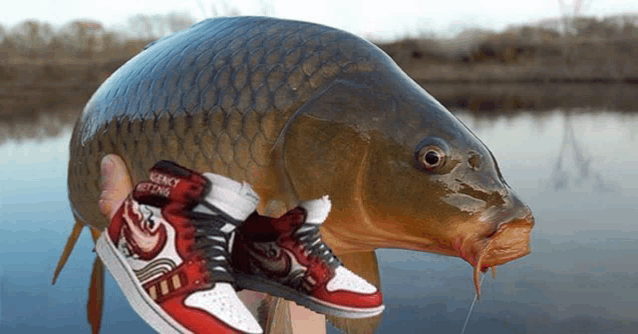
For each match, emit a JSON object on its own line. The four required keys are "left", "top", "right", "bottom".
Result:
{"left": 232, "top": 196, "right": 385, "bottom": 318}
{"left": 96, "top": 160, "right": 263, "bottom": 334}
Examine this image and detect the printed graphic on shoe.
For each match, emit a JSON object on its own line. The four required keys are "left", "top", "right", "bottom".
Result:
{"left": 232, "top": 195, "right": 385, "bottom": 319}
{"left": 96, "top": 160, "right": 263, "bottom": 334}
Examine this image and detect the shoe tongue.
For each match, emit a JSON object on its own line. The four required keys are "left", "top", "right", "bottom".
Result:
{"left": 298, "top": 195, "right": 332, "bottom": 225}
{"left": 198, "top": 173, "right": 260, "bottom": 221}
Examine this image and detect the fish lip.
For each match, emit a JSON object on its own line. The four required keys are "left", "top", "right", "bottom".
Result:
{"left": 455, "top": 215, "right": 534, "bottom": 297}
{"left": 458, "top": 213, "right": 535, "bottom": 270}
{"left": 485, "top": 213, "right": 535, "bottom": 239}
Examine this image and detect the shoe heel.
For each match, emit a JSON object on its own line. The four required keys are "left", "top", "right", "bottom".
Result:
{"left": 96, "top": 234, "right": 191, "bottom": 334}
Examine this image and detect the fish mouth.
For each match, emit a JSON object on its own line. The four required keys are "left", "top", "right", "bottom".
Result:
{"left": 455, "top": 214, "right": 534, "bottom": 297}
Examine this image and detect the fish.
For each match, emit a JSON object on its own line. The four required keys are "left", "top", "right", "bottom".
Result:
{"left": 52, "top": 16, "right": 534, "bottom": 333}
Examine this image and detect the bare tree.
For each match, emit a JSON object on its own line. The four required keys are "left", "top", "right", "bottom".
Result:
{"left": 165, "top": 12, "right": 195, "bottom": 33}
{"left": 547, "top": 112, "right": 617, "bottom": 192}
{"left": 59, "top": 20, "right": 104, "bottom": 58}
{"left": 196, "top": 0, "right": 241, "bottom": 19}
{"left": 257, "top": 0, "right": 274, "bottom": 16}
{"left": 557, "top": 0, "right": 592, "bottom": 35}
{"left": 128, "top": 14, "right": 155, "bottom": 39}
{"left": 9, "top": 20, "right": 55, "bottom": 58}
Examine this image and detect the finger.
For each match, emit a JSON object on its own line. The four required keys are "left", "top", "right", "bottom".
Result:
{"left": 98, "top": 154, "right": 134, "bottom": 220}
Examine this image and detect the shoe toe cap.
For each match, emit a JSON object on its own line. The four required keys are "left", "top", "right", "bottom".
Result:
{"left": 184, "top": 283, "right": 263, "bottom": 334}
{"left": 326, "top": 266, "right": 378, "bottom": 294}
{"left": 319, "top": 266, "right": 383, "bottom": 308}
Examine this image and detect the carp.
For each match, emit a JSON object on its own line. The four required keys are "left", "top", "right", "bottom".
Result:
{"left": 53, "top": 16, "right": 534, "bottom": 333}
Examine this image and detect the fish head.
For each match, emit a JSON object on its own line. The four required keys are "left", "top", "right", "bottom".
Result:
{"left": 363, "top": 107, "right": 535, "bottom": 272}
{"left": 281, "top": 66, "right": 534, "bottom": 284}
{"left": 365, "top": 71, "right": 535, "bottom": 276}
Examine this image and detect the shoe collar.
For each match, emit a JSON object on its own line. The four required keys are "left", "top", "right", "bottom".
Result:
{"left": 193, "top": 173, "right": 260, "bottom": 221}
{"left": 298, "top": 195, "right": 332, "bottom": 225}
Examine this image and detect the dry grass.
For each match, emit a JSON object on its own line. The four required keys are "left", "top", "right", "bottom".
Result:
{"left": 376, "top": 36, "right": 638, "bottom": 83}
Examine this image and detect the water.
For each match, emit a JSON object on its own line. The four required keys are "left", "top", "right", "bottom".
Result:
{"left": 1, "top": 108, "right": 637, "bottom": 333}
{"left": 371, "top": 109, "right": 638, "bottom": 333}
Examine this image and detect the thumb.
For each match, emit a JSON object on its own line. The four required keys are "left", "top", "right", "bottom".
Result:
{"left": 98, "top": 154, "right": 134, "bottom": 220}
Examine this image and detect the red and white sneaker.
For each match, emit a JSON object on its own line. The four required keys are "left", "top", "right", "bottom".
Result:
{"left": 232, "top": 196, "right": 385, "bottom": 318}
{"left": 96, "top": 160, "right": 263, "bottom": 334}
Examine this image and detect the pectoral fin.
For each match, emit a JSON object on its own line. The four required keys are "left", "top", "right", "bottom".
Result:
{"left": 88, "top": 227, "right": 104, "bottom": 334}
{"left": 264, "top": 296, "right": 293, "bottom": 334}
{"left": 52, "top": 218, "right": 85, "bottom": 285}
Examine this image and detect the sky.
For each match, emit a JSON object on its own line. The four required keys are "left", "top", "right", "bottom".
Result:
{"left": 2, "top": 0, "right": 637, "bottom": 40}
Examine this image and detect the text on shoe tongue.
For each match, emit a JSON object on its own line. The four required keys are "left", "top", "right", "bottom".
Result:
{"left": 137, "top": 183, "right": 171, "bottom": 197}
{"left": 150, "top": 172, "right": 181, "bottom": 188}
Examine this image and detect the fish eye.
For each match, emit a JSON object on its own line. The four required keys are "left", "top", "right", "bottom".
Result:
{"left": 415, "top": 137, "right": 449, "bottom": 173}
{"left": 419, "top": 146, "right": 446, "bottom": 171}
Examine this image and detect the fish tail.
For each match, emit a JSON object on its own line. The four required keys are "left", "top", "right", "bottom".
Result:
{"left": 88, "top": 227, "right": 105, "bottom": 334}
{"left": 52, "top": 218, "right": 85, "bottom": 285}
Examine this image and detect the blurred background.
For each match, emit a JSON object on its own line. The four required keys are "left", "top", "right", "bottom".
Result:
{"left": 1, "top": 0, "right": 637, "bottom": 333}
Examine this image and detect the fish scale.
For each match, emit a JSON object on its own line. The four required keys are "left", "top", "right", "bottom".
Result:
{"left": 68, "top": 16, "right": 378, "bottom": 228}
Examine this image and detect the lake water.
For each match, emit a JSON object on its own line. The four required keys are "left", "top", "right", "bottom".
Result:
{"left": 1, "top": 106, "right": 637, "bottom": 333}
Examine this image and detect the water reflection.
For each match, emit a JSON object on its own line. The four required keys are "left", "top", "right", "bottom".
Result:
{"left": 1, "top": 99, "right": 638, "bottom": 333}
{"left": 547, "top": 112, "right": 618, "bottom": 192}
{"left": 373, "top": 108, "right": 638, "bottom": 334}
{"left": 0, "top": 107, "right": 79, "bottom": 144}
{"left": 2, "top": 83, "right": 637, "bottom": 143}
{"left": 426, "top": 83, "right": 638, "bottom": 112}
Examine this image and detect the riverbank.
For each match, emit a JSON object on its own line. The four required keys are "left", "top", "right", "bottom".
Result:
{"left": 1, "top": 50, "right": 636, "bottom": 123}
{"left": 0, "top": 58, "right": 127, "bottom": 120}
{"left": 376, "top": 34, "right": 638, "bottom": 84}
{"left": 3, "top": 82, "right": 637, "bottom": 144}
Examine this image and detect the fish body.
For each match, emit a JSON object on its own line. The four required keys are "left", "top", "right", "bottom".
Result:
{"left": 60, "top": 16, "right": 534, "bottom": 332}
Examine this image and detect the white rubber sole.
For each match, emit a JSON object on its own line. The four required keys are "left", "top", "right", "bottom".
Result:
{"left": 234, "top": 273, "right": 385, "bottom": 319}
{"left": 96, "top": 234, "right": 192, "bottom": 334}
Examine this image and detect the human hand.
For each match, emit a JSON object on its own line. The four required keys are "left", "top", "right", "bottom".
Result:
{"left": 98, "top": 154, "right": 134, "bottom": 221}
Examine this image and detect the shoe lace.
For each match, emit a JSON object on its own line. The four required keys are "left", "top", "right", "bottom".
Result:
{"left": 187, "top": 204, "right": 239, "bottom": 284}
{"left": 294, "top": 224, "right": 342, "bottom": 268}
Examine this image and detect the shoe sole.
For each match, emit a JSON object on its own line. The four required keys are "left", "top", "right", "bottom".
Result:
{"left": 234, "top": 272, "right": 385, "bottom": 319}
{"left": 96, "top": 234, "right": 192, "bottom": 334}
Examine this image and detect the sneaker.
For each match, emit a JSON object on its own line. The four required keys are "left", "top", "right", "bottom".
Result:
{"left": 231, "top": 196, "right": 385, "bottom": 318}
{"left": 96, "top": 160, "right": 263, "bottom": 334}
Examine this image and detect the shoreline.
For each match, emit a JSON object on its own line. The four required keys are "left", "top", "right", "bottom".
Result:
{"left": 1, "top": 52, "right": 637, "bottom": 126}
{"left": 2, "top": 57, "right": 637, "bottom": 85}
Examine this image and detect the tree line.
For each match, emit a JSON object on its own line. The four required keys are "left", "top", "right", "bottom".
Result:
{"left": 1, "top": 12, "right": 636, "bottom": 63}
{"left": 0, "top": 13, "right": 195, "bottom": 61}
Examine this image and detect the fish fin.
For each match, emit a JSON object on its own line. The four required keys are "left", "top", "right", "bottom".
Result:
{"left": 326, "top": 251, "right": 383, "bottom": 334}
{"left": 88, "top": 256, "right": 105, "bottom": 334}
{"left": 51, "top": 218, "right": 85, "bottom": 285}
{"left": 264, "top": 296, "right": 293, "bottom": 334}
{"left": 88, "top": 227, "right": 104, "bottom": 334}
